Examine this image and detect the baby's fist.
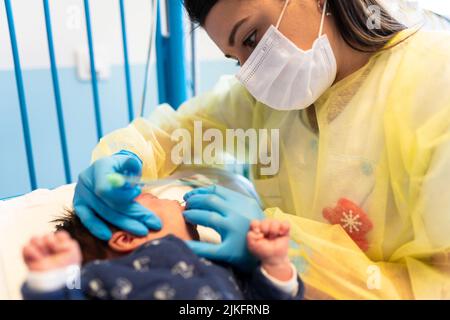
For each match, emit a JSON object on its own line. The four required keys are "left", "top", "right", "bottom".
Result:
{"left": 247, "top": 219, "right": 290, "bottom": 265}
{"left": 23, "top": 231, "right": 81, "bottom": 272}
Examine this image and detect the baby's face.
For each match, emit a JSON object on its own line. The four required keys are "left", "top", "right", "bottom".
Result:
{"left": 108, "top": 193, "right": 198, "bottom": 253}
{"left": 135, "top": 193, "right": 197, "bottom": 241}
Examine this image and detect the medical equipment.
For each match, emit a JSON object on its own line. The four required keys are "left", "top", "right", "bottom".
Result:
{"left": 107, "top": 172, "right": 215, "bottom": 207}
{"left": 107, "top": 173, "right": 215, "bottom": 189}
{"left": 139, "top": 0, "right": 158, "bottom": 118}
{"left": 74, "top": 150, "right": 162, "bottom": 240}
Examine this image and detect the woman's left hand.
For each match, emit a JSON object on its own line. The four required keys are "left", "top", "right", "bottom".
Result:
{"left": 183, "top": 185, "right": 264, "bottom": 272}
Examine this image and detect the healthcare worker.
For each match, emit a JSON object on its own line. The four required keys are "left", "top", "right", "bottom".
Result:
{"left": 73, "top": 0, "right": 450, "bottom": 299}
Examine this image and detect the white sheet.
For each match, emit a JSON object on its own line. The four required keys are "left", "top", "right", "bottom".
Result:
{"left": 0, "top": 184, "right": 76, "bottom": 300}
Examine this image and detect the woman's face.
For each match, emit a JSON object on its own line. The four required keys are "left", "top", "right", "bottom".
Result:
{"left": 204, "top": 0, "right": 333, "bottom": 66}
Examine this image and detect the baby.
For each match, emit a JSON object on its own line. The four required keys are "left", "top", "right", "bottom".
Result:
{"left": 21, "top": 193, "right": 303, "bottom": 300}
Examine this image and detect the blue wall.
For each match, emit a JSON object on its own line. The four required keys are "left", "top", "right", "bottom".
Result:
{"left": 0, "top": 60, "right": 238, "bottom": 199}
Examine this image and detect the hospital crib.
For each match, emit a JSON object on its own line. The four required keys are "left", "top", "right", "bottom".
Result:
{"left": 0, "top": 0, "right": 201, "bottom": 200}
{"left": 1, "top": 1, "right": 449, "bottom": 200}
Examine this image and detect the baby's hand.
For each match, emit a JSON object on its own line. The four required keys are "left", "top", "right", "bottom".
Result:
{"left": 247, "top": 219, "right": 290, "bottom": 266}
{"left": 22, "top": 231, "right": 82, "bottom": 272}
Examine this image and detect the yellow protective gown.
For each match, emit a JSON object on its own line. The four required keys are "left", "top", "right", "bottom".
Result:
{"left": 92, "top": 29, "right": 450, "bottom": 299}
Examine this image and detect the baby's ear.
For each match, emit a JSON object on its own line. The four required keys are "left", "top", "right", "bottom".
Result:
{"left": 108, "top": 231, "right": 146, "bottom": 253}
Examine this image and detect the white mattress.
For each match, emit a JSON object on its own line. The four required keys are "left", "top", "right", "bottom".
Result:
{"left": 0, "top": 183, "right": 220, "bottom": 300}
{"left": 0, "top": 184, "right": 76, "bottom": 300}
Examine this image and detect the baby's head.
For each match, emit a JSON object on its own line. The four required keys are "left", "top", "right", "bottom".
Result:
{"left": 55, "top": 193, "right": 199, "bottom": 265}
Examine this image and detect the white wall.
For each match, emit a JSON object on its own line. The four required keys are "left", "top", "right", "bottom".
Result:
{"left": 0, "top": 0, "right": 236, "bottom": 199}
{"left": 2, "top": 0, "right": 449, "bottom": 72}
{"left": 0, "top": 0, "right": 225, "bottom": 71}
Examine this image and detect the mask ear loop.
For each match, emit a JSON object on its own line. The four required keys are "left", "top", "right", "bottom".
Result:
{"left": 276, "top": 0, "right": 291, "bottom": 29}
{"left": 318, "top": 0, "right": 328, "bottom": 37}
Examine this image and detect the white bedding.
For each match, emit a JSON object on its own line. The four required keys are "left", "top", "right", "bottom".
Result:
{"left": 0, "top": 184, "right": 76, "bottom": 300}
{"left": 0, "top": 182, "right": 220, "bottom": 300}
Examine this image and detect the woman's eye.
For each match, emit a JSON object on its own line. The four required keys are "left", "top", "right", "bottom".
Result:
{"left": 243, "top": 31, "right": 257, "bottom": 49}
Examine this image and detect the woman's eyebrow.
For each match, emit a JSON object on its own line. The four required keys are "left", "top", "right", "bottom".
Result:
{"left": 228, "top": 17, "right": 250, "bottom": 46}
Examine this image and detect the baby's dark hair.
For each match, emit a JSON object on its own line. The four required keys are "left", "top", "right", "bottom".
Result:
{"left": 53, "top": 210, "right": 112, "bottom": 265}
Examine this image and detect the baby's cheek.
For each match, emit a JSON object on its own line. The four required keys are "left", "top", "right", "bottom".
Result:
{"left": 135, "top": 193, "right": 158, "bottom": 203}
{"left": 159, "top": 201, "right": 183, "bottom": 214}
{"left": 136, "top": 199, "right": 163, "bottom": 212}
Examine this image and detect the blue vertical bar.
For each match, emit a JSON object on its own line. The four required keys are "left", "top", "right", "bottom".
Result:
{"left": 156, "top": 0, "right": 188, "bottom": 109}
{"left": 155, "top": 5, "right": 167, "bottom": 105}
{"left": 43, "top": 0, "right": 71, "bottom": 184}
{"left": 119, "top": 0, "right": 134, "bottom": 122}
{"left": 190, "top": 22, "right": 197, "bottom": 97}
{"left": 83, "top": 0, "right": 103, "bottom": 140}
{"left": 4, "top": 0, "right": 37, "bottom": 190}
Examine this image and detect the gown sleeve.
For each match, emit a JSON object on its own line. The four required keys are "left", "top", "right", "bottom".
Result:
{"left": 91, "top": 76, "right": 257, "bottom": 179}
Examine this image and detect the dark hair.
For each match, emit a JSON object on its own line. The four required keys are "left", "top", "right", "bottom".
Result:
{"left": 329, "top": 0, "right": 407, "bottom": 52}
{"left": 53, "top": 210, "right": 111, "bottom": 265}
{"left": 53, "top": 208, "right": 200, "bottom": 265}
{"left": 183, "top": 0, "right": 407, "bottom": 52}
{"left": 183, "top": 0, "right": 219, "bottom": 26}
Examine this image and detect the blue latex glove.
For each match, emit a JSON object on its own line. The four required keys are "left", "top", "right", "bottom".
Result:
{"left": 73, "top": 150, "right": 162, "bottom": 240}
{"left": 183, "top": 185, "right": 264, "bottom": 272}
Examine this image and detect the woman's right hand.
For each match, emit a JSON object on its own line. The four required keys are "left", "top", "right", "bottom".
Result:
{"left": 73, "top": 150, "right": 162, "bottom": 240}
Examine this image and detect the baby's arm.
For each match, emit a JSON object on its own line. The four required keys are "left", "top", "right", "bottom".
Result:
{"left": 21, "top": 231, "right": 84, "bottom": 300}
{"left": 246, "top": 219, "right": 302, "bottom": 299}
{"left": 247, "top": 220, "right": 292, "bottom": 280}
